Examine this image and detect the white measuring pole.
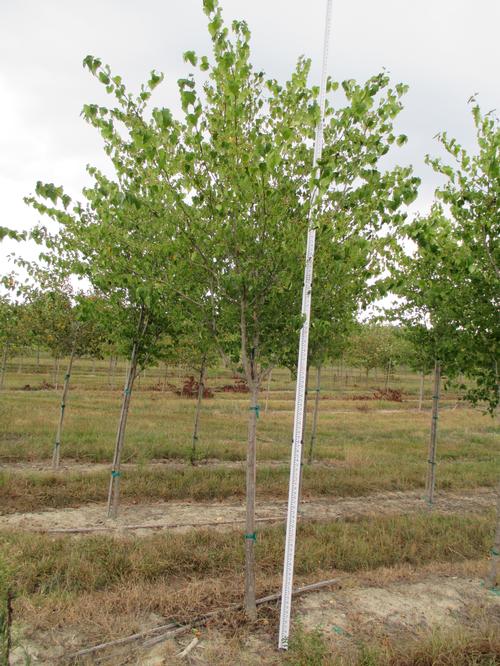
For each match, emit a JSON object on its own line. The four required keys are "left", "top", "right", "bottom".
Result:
{"left": 278, "top": 0, "right": 333, "bottom": 650}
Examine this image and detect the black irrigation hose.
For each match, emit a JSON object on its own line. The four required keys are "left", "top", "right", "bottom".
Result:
{"left": 66, "top": 577, "right": 341, "bottom": 661}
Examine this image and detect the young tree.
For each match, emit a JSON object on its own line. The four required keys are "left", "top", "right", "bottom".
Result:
{"left": 391, "top": 104, "right": 499, "bottom": 578}
{"left": 0, "top": 297, "right": 27, "bottom": 390}
{"left": 25, "top": 284, "right": 77, "bottom": 387}
{"left": 171, "top": 0, "right": 419, "bottom": 616}
{"left": 26, "top": 61, "right": 183, "bottom": 517}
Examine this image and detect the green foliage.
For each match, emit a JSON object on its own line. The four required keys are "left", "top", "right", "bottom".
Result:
{"left": 391, "top": 103, "right": 499, "bottom": 412}
{"left": 170, "top": 4, "right": 418, "bottom": 386}
{"left": 346, "top": 322, "right": 410, "bottom": 374}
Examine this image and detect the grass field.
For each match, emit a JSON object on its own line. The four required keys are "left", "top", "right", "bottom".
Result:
{"left": 0, "top": 355, "right": 499, "bottom": 664}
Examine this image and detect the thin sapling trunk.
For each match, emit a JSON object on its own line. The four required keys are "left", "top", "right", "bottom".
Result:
{"left": 308, "top": 365, "right": 322, "bottom": 464}
{"left": 0, "top": 345, "right": 8, "bottom": 391}
{"left": 485, "top": 478, "right": 500, "bottom": 590}
{"left": 426, "top": 359, "right": 441, "bottom": 507}
{"left": 297, "top": 365, "right": 310, "bottom": 509}
{"left": 264, "top": 369, "right": 272, "bottom": 414}
{"left": 107, "top": 342, "right": 139, "bottom": 519}
{"left": 384, "top": 359, "right": 391, "bottom": 391}
{"left": 418, "top": 370, "right": 425, "bottom": 411}
{"left": 191, "top": 353, "right": 207, "bottom": 464}
{"left": 52, "top": 344, "right": 76, "bottom": 469}
{"left": 244, "top": 378, "right": 260, "bottom": 618}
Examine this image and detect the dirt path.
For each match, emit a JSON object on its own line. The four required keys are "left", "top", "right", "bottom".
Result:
{"left": 0, "top": 458, "right": 344, "bottom": 473}
{"left": 0, "top": 487, "right": 494, "bottom": 535}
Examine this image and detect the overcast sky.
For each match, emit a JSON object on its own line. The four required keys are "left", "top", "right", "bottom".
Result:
{"left": 1, "top": 0, "right": 499, "bottom": 267}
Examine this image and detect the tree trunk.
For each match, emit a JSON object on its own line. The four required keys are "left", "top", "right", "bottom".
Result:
{"left": 297, "top": 366, "right": 310, "bottom": 502}
{"left": 308, "top": 365, "right": 322, "bottom": 464}
{"left": 244, "top": 380, "right": 260, "bottom": 619}
{"left": 0, "top": 345, "right": 8, "bottom": 390}
{"left": 108, "top": 356, "right": 114, "bottom": 389}
{"left": 418, "top": 371, "right": 425, "bottom": 411}
{"left": 36, "top": 347, "right": 40, "bottom": 371}
{"left": 162, "top": 363, "right": 168, "bottom": 391}
{"left": 384, "top": 359, "right": 391, "bottom": 391}
{"left": 0, "top": 585, "right": 13, "bottom": 666}
{"left": 107, "top": 343, "right": 139, "bottom": 519}
{"left": 485, "top": 478, "right": 500, "bottom": 589}
{"left": 426, "top": 360, "right": 441, "bottom": 507}
{"left": 264, "top": 369, "right": 272, "bottom": 414}
{"left": 191, "top": 353, "right": 207, "bottom": 465}
{"left": 52, "top": 346, "right": 76, "bottom": 469}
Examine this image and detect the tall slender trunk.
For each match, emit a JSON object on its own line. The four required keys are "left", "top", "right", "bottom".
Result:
{"left": 308, "top": 365, "right": 322, "bottom": 464}
{"left": 244, "top": 379, "right": 260, "bottom": 618}
{"left": 426, "top": 360, "right": 441, "bottom": 507}
{"left": 52, "top": 345, "right": 76, "bottom": 469}
{"left": 264, "top": 369, "right": 272, "bottom": 414}
{"left": 162, "top": 363, "right": 168, "bottom": 391}
{"left": 107, "top": 343, "right": 139, "bottom": 519}
{"left": 0, "top": 345, "right": 8, "bottom": 390}
{"left": 0, "top": 585, "right": 13, "bottom": 665}
{"left": 418, "top": 371, "right": 425, "bottom": 411}
{"left": 191, "top": 354, "right": 207, "bottom": 464}
{"left": 108, "top": 356, "right": 114, "bottom": 389}
{"left": 384, "top": 359, "right": 391, "bottom": 391}
{"left": 297, "top": 366, "right": 310, "bottom": 500}
{"left": 485, "top": 478, "right": 500, "bottom": 589}
{"left": 36, "top": 347, "right": 40, "bottom": 370}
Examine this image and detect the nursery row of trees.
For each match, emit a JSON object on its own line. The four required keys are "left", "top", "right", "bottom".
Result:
{"left": 1, "top": 0, "right": 498, "bottom": 610}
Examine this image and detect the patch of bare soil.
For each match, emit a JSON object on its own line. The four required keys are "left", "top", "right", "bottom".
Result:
{"left": 0, "top": 487, "right": 494, "bottom": 535}
{"left": 0, "top": 458, "right": 351, "bottom": 473}
{"left": 295, "top": 574, "right": 500, "bottom": 642}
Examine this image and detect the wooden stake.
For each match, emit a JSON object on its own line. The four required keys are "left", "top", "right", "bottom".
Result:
{"left": 426, "top": 360, "right": 441, "bottom": 507}
{"left": 52, "top": 345, "right": 76, "bottom": 469}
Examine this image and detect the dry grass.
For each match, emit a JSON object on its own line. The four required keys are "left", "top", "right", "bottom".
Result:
{"left": 2, "top": 510, "right": 494, "bottom": 618}
{"left": 286, "top": 622, "right": 500, "bottom": 666}
{"left": 1, "top": 459, "right": 498, "bottom": 515}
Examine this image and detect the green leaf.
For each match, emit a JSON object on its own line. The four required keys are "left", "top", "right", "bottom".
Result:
{"left": 183, "top": 51, "right": 198, "bottom": 67}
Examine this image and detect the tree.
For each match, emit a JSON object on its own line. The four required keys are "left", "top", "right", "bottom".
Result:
{"left": 390, "top": 103, "right": 499, "bottom": 583}
{"left": 170, "top": 328, "right": 218, "bottom": 464}
{"left": 24, "top": 283, "right": 77, "bottom": 387}
{"left": 171, "top": 0, "right": 419, "bottom": 616}
{"left": 305, "top": 228, "right": 369, "bottom": 464}
{"left": 346, "top": 322, "right": 408, "bottom": 386}
{"left": 0, "top": 297, "right": 27, "bottom": 390}
{"left": 26, "top": 59, "right": 183, "bottom": 516}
